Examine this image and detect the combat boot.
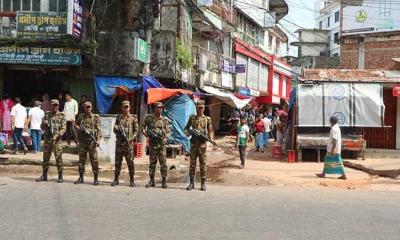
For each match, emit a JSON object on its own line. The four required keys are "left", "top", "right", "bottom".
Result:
{"left": 161, "top": 177, "right": 167, "bottom": 189}
{"left": 145, "top": 176, "right": 155, "bottom": 188}
{"left": 35, "top": 170, "right": 48, "bottom": 182}
{"left": 200, "top": 178, "right": 207, "bottom": 191}
{"left": 110, "top": 173, "right": 119, "bottom": 186}
{"left": 93, "top": 174, "right": 99, "bottom": 186}
{"left": 57, "top": 172, "right": 63, "bottom": 183}
{"left": 186, "top": 177, "right": 194, "bottom": 191}
{"left": 129, "top": 174, "right": 136, "bottom": 187}
{"left": 74, "top": 173, "right": 84, "bottom": 184}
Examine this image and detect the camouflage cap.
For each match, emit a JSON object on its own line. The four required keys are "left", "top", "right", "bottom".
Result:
{"left": 122, "top": 100, "right": 130, "bottom": 107}
{"left": 196, "top": 100, "right": 205, "bottom": 107}
{"left": 83, "top": 101, "right": 92, "bottom": 107}
{"left": 154, "top": 102, "right": 163, "bottom": 108}
{"left": 51, "top": 99, "right": 59, "bottom": 105}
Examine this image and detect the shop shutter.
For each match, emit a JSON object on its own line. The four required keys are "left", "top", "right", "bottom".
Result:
{"left": 259, "top": 64, "right": 268, "bottom": 92}
{"left": 236, "top": 54, "right": 247, "bottom": 87}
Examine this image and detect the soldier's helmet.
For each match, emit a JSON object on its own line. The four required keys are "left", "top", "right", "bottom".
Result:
{"left": 154, "top": 102, "right": 163, "bottom": 108}
{"left": 196, "top": 100, "right": 205, "bottom": 108}
{"left": 83, "top": 101, "right": 92, "bottom": 108}
{"left": 121, "top": 101, "right": 130, "bottom": 107}
{"left": 51, "top": 99, "right": 59, "bottom": 105}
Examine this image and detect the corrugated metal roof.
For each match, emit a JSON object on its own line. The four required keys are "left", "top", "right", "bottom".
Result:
{"left": 300, "top": 69, "right": 400, "bottom": 83}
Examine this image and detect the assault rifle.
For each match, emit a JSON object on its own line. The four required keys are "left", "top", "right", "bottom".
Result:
{"left": 146, "top": 129, "right": 170, "bottom": 147}
{"left": 48, "top": 119, "right": 54, "bottom": 137}
{"left": 188, "top": 128, "right": 218, "bottom": 147}
{"left": 118, "top": 124, "right": 134, "bottom": 155}
{"left": 79, "top": 123, "right": 102, "bottom": 151}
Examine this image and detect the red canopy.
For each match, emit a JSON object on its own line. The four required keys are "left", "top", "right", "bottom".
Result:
{"left": 147, "top": 88, "right": 192, "bottom": 104}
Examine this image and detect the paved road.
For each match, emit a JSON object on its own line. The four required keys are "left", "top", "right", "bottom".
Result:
{"left": 0, "top": 176, "right": 399, "bottom": 240}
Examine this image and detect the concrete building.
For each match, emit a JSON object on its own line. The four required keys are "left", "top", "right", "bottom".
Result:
{"left": 315, "top": 0, "right": 340, "bottom": 56}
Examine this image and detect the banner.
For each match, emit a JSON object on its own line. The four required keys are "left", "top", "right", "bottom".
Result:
{"left": 297, "top": 83, "right": 385, "bottom": 127}
{"left": 0, "top": 46, "right": 81, "bottom": 65}
{"left": 17, "top": 12, "right": 68, "bottom": 40}
{"left": 67, "top": 0, "right": 83, "bottom": 38}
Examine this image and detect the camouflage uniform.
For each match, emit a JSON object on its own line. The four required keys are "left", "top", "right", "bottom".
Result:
{"left": 114, "top": 113, "right": 138, "bottom": 177}
{"left": 75, "top": 112, "right": 102, "bottom": 175}
{"left": 42, "top": 111, "right": 67, "bottom": 174}
{"left": 142, "top": 113, "right": 170, "bottom": 178}
{"left": 184, "top": 114, "right": 213, "bottom": 179}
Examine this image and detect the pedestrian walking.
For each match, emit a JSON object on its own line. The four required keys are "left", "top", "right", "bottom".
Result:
{"left": 236, "top": 116, "right": 249, "bottom": 169}
{"left": 184, "top": 100, "right": 214, "bottom": 191}
{"left": 316, "top": 116, "right": 347, "bottom": 180}
{"left": 27, "top": 101, "right": 45, "bottom": 153}
{"left": 254, "top": 114, "right": 265, "bottom": 152}
{"left": 0, "top": 93, "right": 14, "bottom": 137}
{"left": 276, "top": 116, "right": 285, "bottom": 145}
{"left": 111, "top": 101, "right": 138, "bottom": 187}
{"left": 78, "top": 95, "right": 88, "bottom": 114}
{"left": 11, "top": 98, "right": 28, "bottom": 154}
{"left": 35, "top": 99, "right": 66, "bottom": 183}
{"left": 41, "top": 93, "right": 51, "bottom": 112}
{"left": 141, "top": 102, "right": 170, "bottom": 188}
{"left": 63, "top": 92, "right": 79, "bottom": 146}
{"left": 58, "top": 92, "right": 65, "bottom": 112}
{"left": 74, "top": 101, "right": 102, "bottom": 186}
{"left": 262, "top": 114, "right": 272, "bottom": 148}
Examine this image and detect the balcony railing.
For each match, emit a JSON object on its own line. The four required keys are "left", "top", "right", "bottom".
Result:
{"left": 196, "top": 0, "right": 237, "bottom": 27}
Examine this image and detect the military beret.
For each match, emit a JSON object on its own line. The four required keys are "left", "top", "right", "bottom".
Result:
{"left": 122, "top": 100, "right": 130, "bottom": 107}
{"left": 51, "top": 99, "right": 59, "bottom": 105}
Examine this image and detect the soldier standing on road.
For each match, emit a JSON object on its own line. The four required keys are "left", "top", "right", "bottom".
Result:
{"left": 111, "top": 101, "right": 138, "bottom": 187}
{"left": 141, "top": 102, "right": 170, "bottom": 189}
{"left": 73, "top": 102, "right": 102, "bottom": 186}
{"left": 184, "top": 100, "right": 214, "bottom": 191}
{"left": 36, "top": 99, "right": 66, "bottom": 183}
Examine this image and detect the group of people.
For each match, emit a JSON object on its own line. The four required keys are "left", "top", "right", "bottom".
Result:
{"left": 34, "top": 99, "right": 214, "bottom": 191}
{"left": 0, "top": 93, "right": 89, "bottom": 154}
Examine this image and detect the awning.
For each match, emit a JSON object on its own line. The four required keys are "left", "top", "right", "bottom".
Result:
{"left": 203, "top": 86, "right": 252, "bottom": 109}
{"left": 147, "top": 88, "right": 193, "bottom": 104}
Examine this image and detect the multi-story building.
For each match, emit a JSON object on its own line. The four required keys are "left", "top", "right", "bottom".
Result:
{"left": 315, "top": 0, "right": 340, "bottom": 56}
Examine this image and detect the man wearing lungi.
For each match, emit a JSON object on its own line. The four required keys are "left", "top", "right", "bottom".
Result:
{"left": 316, "top": 116, "right": 347, "bottom": 180}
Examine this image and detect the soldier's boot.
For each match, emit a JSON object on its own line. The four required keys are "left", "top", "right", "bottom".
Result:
{"left": 35, "top": 170, "right": 48, "bottom": 182}
{"left": 57, "top": 172, "right": 63, "bottom": 183}
{"left": 186, "top": 177, "right": 195, "bottom": 191}
{"left": 145, "top": 176, "right": 155, "bottom": 188}
{"left": 74, "top": 173, "right": 84, "bottom": 184}
{"left": 200, "top": 178, "right": 207, "bottom": 191}
{"left": 129, "top": 174, "right": 136, "bottom": 188}
{"left": 93, "top": 174, "right": 99, "bottom": 186}
{"left": 110, "top": 173, "right": 119, "bottom": 187}
{"left": 161, "top": 177, "right": 167, "bottom": 189}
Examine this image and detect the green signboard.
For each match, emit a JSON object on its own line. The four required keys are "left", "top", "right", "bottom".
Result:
{"left": 17, "top": 11, "right": 68, "bottom": 40}
{"left": 0, "top": 46, "right": 82, "bottom": 65}
{"left": 134, "top": 38, "right": 149, "bottom": 63}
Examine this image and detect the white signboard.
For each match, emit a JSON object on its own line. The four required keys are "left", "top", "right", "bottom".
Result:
{"left": 343, "top": 2, "right": 400, "bottom": 34}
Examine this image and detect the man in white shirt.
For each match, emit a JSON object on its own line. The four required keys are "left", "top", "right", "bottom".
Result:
{"left": 27, "top": 101, "right": 45, "bottom": 153}
{"left": 316, "top": 116, "right": 347, "bottom": 180}
{"left": 63, "top": 92, "right": 79, "bottom": 146}
{"left": 11, "top": 98, "right": 28, "bottom": 154}
{"left": 262, "top": 114, "right": 272, "bottom": 148}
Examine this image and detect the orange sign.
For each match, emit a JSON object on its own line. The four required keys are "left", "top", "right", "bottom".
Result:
{"left": 393, "top": 85, "right": 400, "bottom": 97}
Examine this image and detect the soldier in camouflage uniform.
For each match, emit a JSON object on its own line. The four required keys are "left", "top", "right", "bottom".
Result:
{"left": 73, "top": 101, "right": 102, "bottom": 186}
{"left": 141, "top": 102, "right": 170, "bottom": 189}
{"left": 36, "top": 99, "right": 67, "bottom": 183}
{"left": 111, "top": 101, "right": 138, "bottom": 187}
{"left": 184, "top": 100, "right": 214, "bottom": 191}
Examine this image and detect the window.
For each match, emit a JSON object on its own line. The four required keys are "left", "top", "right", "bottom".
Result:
{"left": 379, "top": 0, "right": 391, "bottom": 17}
{"left": 334, "top": 32, "right": 339, "bottom": 44}
{"left": 1, "top": 0, "right": 41, "bottom": 11}
{"left": 49, "top": 0, "right": 67, "bottom": 12}
{"left": 268, "top": 35, "right": 273, "bottom": 49}
{"left": 327, "top": 16, "right": 330, "bottom": 27}
{"left": 319, "top": 21, "right": 322, "bottom": 29}
{"left": 335, "top": 11, "right": 339, "bottom": 22}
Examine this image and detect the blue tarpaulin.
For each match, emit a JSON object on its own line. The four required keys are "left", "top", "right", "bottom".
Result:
{"left": 95, "top": 75, "right": 162, "bottom": 114}
{"left": 163, "top": 94, "right": 196, "bottom": 152}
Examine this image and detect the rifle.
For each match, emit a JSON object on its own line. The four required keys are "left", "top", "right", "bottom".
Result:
{"left": 146, "top": 129, "right": 171, "bottom": 147}
{"left": 118, "top": 123, "right": 134, "bottom": 155}
{"left": 188, "top": 128, "right": 218, "bottom": 147}
{"left": 48, "top": 119, "right": 54, "bottom": 137}
{"left": 79, "top": 123, "right": 102, "bottom": 150}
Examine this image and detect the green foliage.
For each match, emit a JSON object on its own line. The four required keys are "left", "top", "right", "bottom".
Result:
{"left": 176, "top": 39, "right": 192, "bottom": 70}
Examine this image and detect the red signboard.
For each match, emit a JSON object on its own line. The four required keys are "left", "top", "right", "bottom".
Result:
{"left": 393, "top": 85, "right": 400, "bottom": 96}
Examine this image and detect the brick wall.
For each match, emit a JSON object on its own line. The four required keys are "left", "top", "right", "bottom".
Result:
{"left": 341, "top": 37, "right": 400, "bottom": 69}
